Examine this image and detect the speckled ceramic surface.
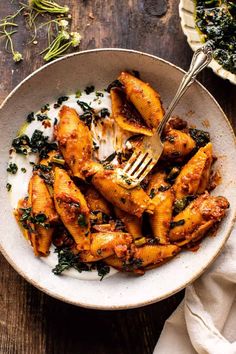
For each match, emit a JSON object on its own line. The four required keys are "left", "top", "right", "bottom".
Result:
{"left": 0, "top": 49, "right": 235, "bottom": 309}
{"left": 179, "top": 0, "right": 236, "bottom": 85}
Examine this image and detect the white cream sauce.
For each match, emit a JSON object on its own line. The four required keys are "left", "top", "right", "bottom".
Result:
{"left": 7, "top": 89, "right": 132, "bottom": 280}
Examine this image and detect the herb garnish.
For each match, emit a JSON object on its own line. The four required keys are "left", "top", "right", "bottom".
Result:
{"left": 90, "top": 211, "right": 111, "bottom": 226}
{"left": 52, "top": 248, "right": 89, "bottom": 275}
{"left": 20, "top": 207, "right": 32, "bottom": 223}
{"left": 170, "top": 219, "right": 185, "bottom": 229}
{"left": 41, "top": 104, "right": 50, "bottom": 113}
{"left": 20, "top": 208, "right": 50, "bottom": 229}
{"left": 27, "top": 112, "right": 35, "bottom": 123}
{"left": 13, "top": 130, "right": 57, "bottom": 158}
{"left": 21, "top": 167, "right": 27, "bottom": 173}
{"left": 121, "top": 175, "right": 132, "bottom": 185}
{"left": 6, "top": 183, "right": 12, "bottom": 191}
{"left": 100, "top": 108, "right": 110, "bottom": 118}
{"left": 149, "top": 188, "right": 156, "bottom": 199}
{"left": 12, "top": 135, "right": 30, "bottom": 155}
{"left": 36, "top": 113, "right": 48, "bottom": 121}
{"left": 96, "top": 91, "right": 104, "bottom": 97}
{"left": 165, "top": 135, "right": 175, "bottom": 143}
{"left": 33, "top": 164, "right": 53, "bottom": 185}
{"left": 75, "top": 89, "right": 81, "bottom": 98}
{"left": 165, "top": 167, "right": 181, "bottom": 184}
{"left": 52, "top": 248, "right": 110, "bottom": 280}
{"left": 189, "top": 128, "right": 210, "bottom": 148}
{"left": 85, "top": 85, "right": 95, "bottom": 94}
{"left": 104, "top": 164, "right": 114, "bottom": 170}
{"left": 54, "top": 96, "right": 69, "bottom": 108}
{"left": 78, "top": 214, "right": 87, "bottom": 227}
{"left": 195, "top": 0, "right": 236, "bottom": 74}
{"left": 96, "top": 261, "right": 110, "bottom": 280}
{"left": 30, "top": 130, "right": 58, "bottom": 158}
{"left": 158, "top": 185, "right": 170, "bottom": 192}
{"left": 33, "top": 164, "right": 52, "bottom": 172}
{"left": 173, "top": 195, "right": 196, "bottom": 214}
{"left": 77, "top": 100, "right": 93, "bottom": 112}
{"left": 7, "top": 162, "right": 18, "bottom": 174}
{"left": 147, "top": 238, "right": 159, "bottom": 245}
{"left": 122, "top": 258, "right": 143, "bottom": 272}
{"left": 80, "top": 111, "right": 93, "bottom": 127}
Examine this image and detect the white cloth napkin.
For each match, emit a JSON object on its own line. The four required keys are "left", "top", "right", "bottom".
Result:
{"left": 154, "top": 226, "right": 236, "bottom": 354}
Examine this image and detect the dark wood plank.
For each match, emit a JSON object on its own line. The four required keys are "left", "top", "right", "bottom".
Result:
{"left": 0, "top": 1, "right": 235, "bottom": 353}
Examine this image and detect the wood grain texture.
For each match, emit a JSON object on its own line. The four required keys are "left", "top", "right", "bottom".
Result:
{"left": 0, "top": 0, "right": 235, "bottom": 353}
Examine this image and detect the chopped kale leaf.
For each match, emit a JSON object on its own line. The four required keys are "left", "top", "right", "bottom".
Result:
{"left": 77, "top": 100, "right": 93, "bottom": 112}
{"left": 78, "top": 214, "right": 87, "bottom": 227}
{"left": 100, "top": 108, "right": 110, "bottom": 118}
{"left": 26, "top": 112, "right": 35, "bottom": 123}
{"left": 6, "top": 183, "right": 12, "bottom": 191}
{"left": 158, "top": 185, "right": 170, "bottom": 192}
{"left": 7, "top": 162, "right": 18, "bottom": 174}
{"left": 52, "top": 248, "right": 90, "bottom": 275}
{"left": 189, "top": 128, "right": 210, "bottom": 148}
{"left": 85, "top": 85, "right": 95, "bottom": 94}
{"left": 170, "top": 219, "right": 185, "bottom": 229}
{"left": 12, "top": 135, "right": 30, "bottom": 155}
{"left": 96, "top": 261, "right": 110, "bottom": 280}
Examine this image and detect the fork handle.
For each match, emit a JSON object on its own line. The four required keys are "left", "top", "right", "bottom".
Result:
{"left": 157, "top": 42, "right": 213, "bottom": 135}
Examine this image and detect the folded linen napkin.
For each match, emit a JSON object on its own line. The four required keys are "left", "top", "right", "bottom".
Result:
{"left": 154, "top": 227, "right": 236, "bottom": 354}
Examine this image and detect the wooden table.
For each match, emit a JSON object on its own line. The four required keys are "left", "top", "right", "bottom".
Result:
{"left": 0, "top": 1, "right": 235, "bottom": 353}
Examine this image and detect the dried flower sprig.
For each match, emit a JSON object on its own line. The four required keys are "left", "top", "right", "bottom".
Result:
{"left": 28, "top": 0, "right": 69, "bottom": 14}
{"left": 0, "top": 1, "right": 82, "bottom": 64}
{"left": 43, "top": 30, "right": 81, "bottom": 61}
{"left": 0, "top": 8, "right": 24, "bottom": 62}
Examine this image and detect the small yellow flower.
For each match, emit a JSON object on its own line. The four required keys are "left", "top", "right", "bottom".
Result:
{"left": 70, "top": 32, "right": 82, "bottom": 48}
{"left": 59, "top": 19, "right": 69, "bottom": 29}
{"left": 61, "top": 30, "right": 70, "bottom": 41}
{"left": 13, "top": 52, "right": 23, "bottom": 62}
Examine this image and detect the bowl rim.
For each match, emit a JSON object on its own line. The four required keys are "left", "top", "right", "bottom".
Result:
{"left": 0, "top": 48, "right": 235, "bottom": 310}
{"left": 178, "top": 0, "right": 236, "bottom": 85}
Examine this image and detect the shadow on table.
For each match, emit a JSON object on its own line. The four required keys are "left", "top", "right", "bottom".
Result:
{"left": 26, "top": 284, "right": 184, "bottom": 354}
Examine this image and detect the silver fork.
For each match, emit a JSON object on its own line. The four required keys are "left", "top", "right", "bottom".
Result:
{"left": 116, "top": 43, "right": 213, "bottom": 189}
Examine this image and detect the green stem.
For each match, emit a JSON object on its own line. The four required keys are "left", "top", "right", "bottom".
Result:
{"left": 43, "top": 40, "right": 72, "bottom": 61}
{"left": 31, "top": 0, "right": 69, "bottom": 14}
{"left": 0, "top": 22, "right": 18, "bottom": 27}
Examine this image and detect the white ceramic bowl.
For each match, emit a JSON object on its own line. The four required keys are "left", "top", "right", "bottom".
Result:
{"left": 0, "top": 49, "right": 235, "bottom": 309}
{"left": 179, "top": 0, "right": 236, "bottom": 85}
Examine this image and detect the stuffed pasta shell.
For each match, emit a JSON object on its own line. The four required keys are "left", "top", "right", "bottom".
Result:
{"left": 55, "top": 106, "right": 92, "bottom": 180}
{"left": 53, "top": 167, "right": 90, "bottom": 250}
{"left": 15, "top": 174, "right": 58, "bottom": 256}
{"left": 90, "top": 232, "right": 133, "bottom": 259}
{"left": 91, "top": 163, "right": 155, "bottom": 217}
{"left": 147, "top": 171, "right": 174, "bottom": 244}
{"left": 173, "top": 143, "right": 213, "bottom": 199}
{"left": 169, "top": 192, "right": 229, "bottom": 244}
{"left": 105, "top": 244, "right": 180, "bottom": 271}
{"left": 162, "top": 128, "right": 196, "bottom": 160}
{"left": 118, "top": 72, "right": 164, "bottom": 132}
{"left": 114, "top": 207, "right": 142, "bottom": 240}
{"left": 110, "top": 88, "right": 153, "bottom": 136}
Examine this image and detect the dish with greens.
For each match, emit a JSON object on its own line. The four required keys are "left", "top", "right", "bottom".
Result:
{"left": 7, "top": 71, "right": 230, "bottom": 281}
{"left": 195, "top": 0, "right": 236, "bottom": 74}
{"left": 179, "top": 0, "right": 236, "bottom": 83}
